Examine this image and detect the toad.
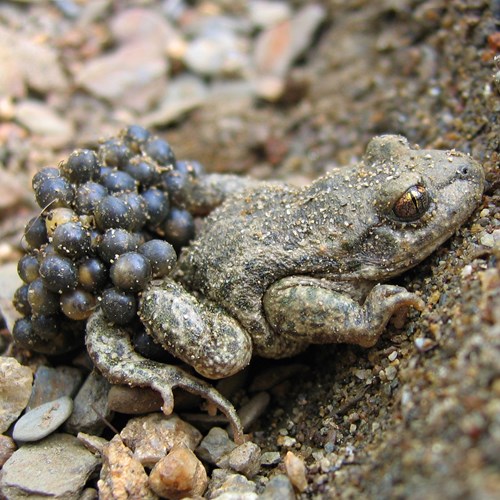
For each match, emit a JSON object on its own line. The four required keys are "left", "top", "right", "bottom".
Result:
{"left": 86, "top": 135, "right": 484, "bottom": 443}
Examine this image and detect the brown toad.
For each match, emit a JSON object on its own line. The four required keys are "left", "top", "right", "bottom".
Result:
{"left": 87, "top": 135, "right": 484, "bottom": 443}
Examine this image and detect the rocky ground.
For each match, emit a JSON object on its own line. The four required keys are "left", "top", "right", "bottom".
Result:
{"left": 0, "top": 0, "right": 499, "bottom": 499}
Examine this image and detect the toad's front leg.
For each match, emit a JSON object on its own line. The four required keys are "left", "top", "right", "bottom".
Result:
{"left": 263, "top": 277, "right": 424, "bottom": 348}
{"left": 86, "top": 310, "right": 246, "bottom": 444}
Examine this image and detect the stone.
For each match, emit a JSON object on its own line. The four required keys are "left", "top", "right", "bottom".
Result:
{"left": 225, "top": 442, "right": 261, "bottom": 478}
{"left": 0, "top": 435, "right": 16, "bottom": 468}
{"left": 207, "top": 469, "right": 257, "bottom": 499}
{"left": 260, "top": 474, "right": 296, "bottom": 499}
{"left": 77, "top": 432, "right": 108, "bottom": 456}
{"left": 149, "top": 444, "right": 208, "bottom": 499}
{"left": 14, "top": 99, "right": 75, "bottom": 148}
{"left": 141, "top": 74, "right": 208, "bottom": 127}
{"left": 98, "top": 434, "right": 157, "bottom": 500}
{"left": 13, "top": 396, "right": 73, "bottom": 442}
{"left": 64, "top": 371, "right": 113, "bottom": 435}
{"left": 0, "top": 357, "right": 32, "bottom": 433}
{"left": 284, "top": 451, "right": 307, "bottom": 492}
{"left": 74, "top": 40, "right": 168, "bottom": 112}
{"left": 248, "top": 1, "right": 292, "bottom": 29}
{"left": 110, "top": 8, "right": 178, "bottom": 45}
{"left": 0, "top": 433, "right": 100, "bottom": 499}
{"left": 26, "top": 365, "right": 83, "bottom": 411}
{"left": 261, "top": 451, "right": 281, "bottom": 466}
{"left": 0, "top": 25, "right": 67, "bottom": 97}
{"left": 0, "top": 262, "right": 23, "bottom": 334}
{"left": 196, "top": 427, "right": 237, "bottom": 465}
{"left": 120, "top": 413, "right": 203, "bottom": 467}
{"left": 253, "top": 4, "right": 325, "bottom": 100}
{"left": 183, "top": 25, "right": 248, "bottom": 77}
{"left": 108, "top": 385, "right": 163, "bottom": 414}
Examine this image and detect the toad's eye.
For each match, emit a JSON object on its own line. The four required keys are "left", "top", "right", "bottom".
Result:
{"left": 392, "top": 185, "right": 430, "bottom": 222}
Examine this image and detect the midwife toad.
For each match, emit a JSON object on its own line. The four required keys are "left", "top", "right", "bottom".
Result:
{"left": 87, "top": 135, "right": 484, "bottom": 443}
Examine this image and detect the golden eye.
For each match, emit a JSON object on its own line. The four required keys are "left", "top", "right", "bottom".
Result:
{"left": 392, "top": 185, "right": 429, "bottom": 221}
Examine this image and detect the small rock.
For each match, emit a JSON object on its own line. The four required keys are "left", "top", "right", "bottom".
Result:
{"left": 248, "top": 1, "right": 292, "bottom": 29}
{"left": 120, "top": 413, "right": 203, "bottom": 467}
{"left": 260, "top": 474, "right": 296, "bottom": 499}
{"left": 98, "top": 435, "right": 157, "bottom": 500}
{"left": 141, "top": 74, "right": 208, "bottom": 127}
{"left": 183, "top": 26, "right": 248, "bottom": 77}
{"left": 149, "top": 444, "right": 208, "bottom": 499}
{"left": 64, "top": 371, "right": 113, "bottom": 436}
{"left": 14, "top": 99, "right": 75, "bottom": 148}
{"left": 224, "top": 441, "right": 261, "bottom": 478}
{"left": 77, "top": 432, "right": 109, "bottom": 455}
{"left": 0, "top": 435, "right": 16, "bottom": 467}
{"left": 13, "top": 396, "right": 73, "bottom": 442}
{"left": 208, "top": 469, "right": 257, "bottom": 499}
{"left": 196, "top": 427, "right": 237, "bottom": 465}
{"left": 0, "top": 433, "right": 100, "bottom": 499}
{"left": 110, "top": 8, "right": 178, "bottom": 45}
{"left": 0, "top": 357, "right": 32, "bottom": 433}
{"left": 79, "top": 488, "right": 98, "bottom": 500}
{"left": 284, "top": 451, "right": 307, "bottom": 492}
{"left": 260, "top": 451, "right": 281, "bottom": 466}
{"left": 414, "top": 337, "right": 437, "bottom": 352}
{"left": 0, "top": 262, "right": 23, "bottom": 334}
{"left": 26, "top": 365, "right": 83, "bottom": 411}
{"left": 74, "top": 40, "right": 168, "bottom": 112}
{"left": 253, "top": 4, "right": 325, "bottom": 98}
{"left": 108, "top": 385, "right": 163, "bottom": 414}
{"left": 480, "top": 232, "right": 495, "bottom": 247}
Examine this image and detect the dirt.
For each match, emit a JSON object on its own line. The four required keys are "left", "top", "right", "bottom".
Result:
{"left": 0, "top": 1, "right": 499, "bottom": 498}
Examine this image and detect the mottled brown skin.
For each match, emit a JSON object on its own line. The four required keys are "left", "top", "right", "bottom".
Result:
{"left": 87, "top": 135, "right": 484, "bottom": 443}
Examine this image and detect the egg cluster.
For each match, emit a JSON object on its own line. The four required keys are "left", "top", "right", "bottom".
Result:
{"left": 12, "top": 125, "right": 202, "bottom": 355}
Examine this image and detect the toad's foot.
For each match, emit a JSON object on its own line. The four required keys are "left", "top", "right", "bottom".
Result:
{"left": 264, "top": 279, "right": 425, "bottom": 348}
{"left": 86, "top": 310, "right": 245, "bottom": 444}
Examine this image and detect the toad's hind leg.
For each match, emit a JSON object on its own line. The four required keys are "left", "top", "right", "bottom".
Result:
{"left": 139, "top": 279, "right": 253, "bottom": 380}
{"left": 86, "top": 310, "right": 245, "bottom": 444}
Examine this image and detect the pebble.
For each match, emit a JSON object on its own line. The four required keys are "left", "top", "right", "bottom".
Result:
{"left": 26, "top": 365, "right": 83, "bottom": 411}
{"left": 12, "top": 396, "right": 73, "bottom": 442}
{"left": 77, "top": 432, "right": 109, "bottom": 456}
{"left": 196, "top": 427, "right": 237, "bottom": 465}
{"left": 0, "top": 357, "right": 32, "bottom": 433}
{"left": 284, "top": 451, "right": 308, "bottom": 492}
{"left": 120, "top": 413, "right": 203, "bottom": 467}
{"left": 0, "top": 262, "right": 23, "bottom": 334}
{"left": 208, "top": 469, "right": 257, "bottom": 499}
{"left": 141, "top": 74, "right": 208, "bottom": 127}
{"left": 73, "top": 40, "right": 169, "bottom": 112}
{"left": 13, "top": 99, "right": 75, "bottom": 148}
{"left": 253, "top": 4, "right": 325, "bottom": 99}
{"left": 223, "top": 441, "right": 262, "bottom": 478}
{"left": 98, "top": 434, "right": 157, "bottom": 500}
{"left": 0, "top": 435, "right": 16, "bottom": 468}
{"left": 0, "top": 433, "right": 100, "bottom": 499}
{"left": 260, "top": 474, "right": 296, "bottom": 500}
{"left": 260, "top": 451, "right": 281, "bottom": 466}
{"left": 248, "top": 1, "right": 292, "bottom": 29}
{"left": 107, "top": 385, "right": 163, "bottom": 414}
{"left": 0, "top": 25, "right": 67, "bottom": 97}
{"left": 64, "top": 371, "right": 113, "bottom": 436}
{"left": 149, "top": 444, "right": 208, "bottom": 499}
